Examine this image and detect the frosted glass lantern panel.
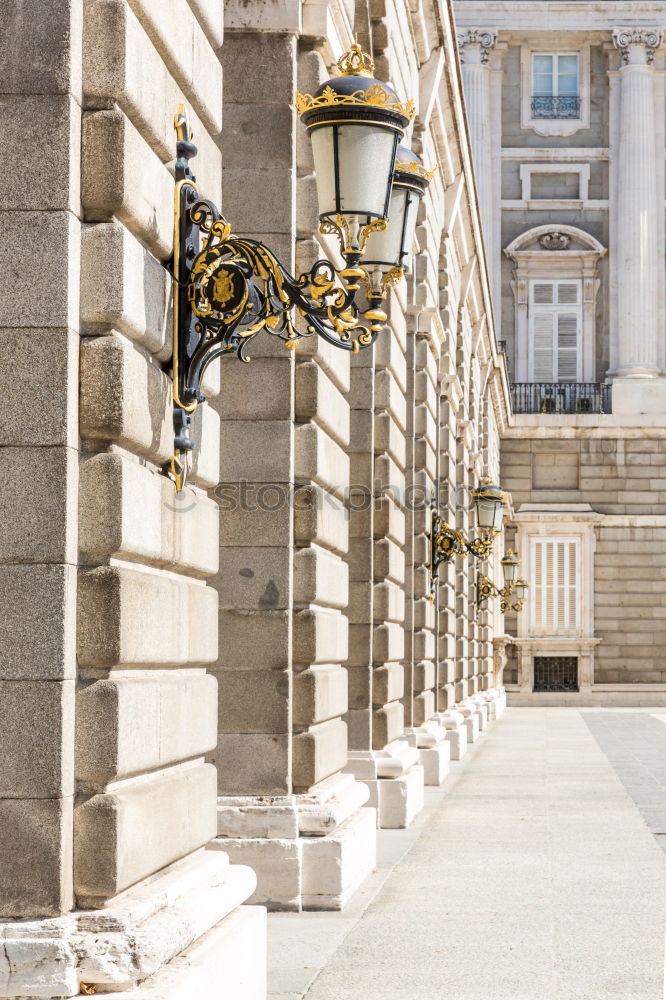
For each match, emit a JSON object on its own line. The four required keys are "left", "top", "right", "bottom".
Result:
{"left": 310, "top": 124, "right": 397, "bottom": 219}
{"left": 492, "top": 500, "right": 505, "bottom": 532}
{"left": 477, "top": 497, "right": 500, "bottom": 530}
{"left": 364, "top": 187, "right": 419, "bottom": 267}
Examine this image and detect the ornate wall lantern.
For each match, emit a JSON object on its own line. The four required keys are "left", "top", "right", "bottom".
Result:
{"left": 476, "top": 550, "right": 529, "bottom": 613}
{"left": 169, "top": 40, "right": 425, "bottom": 491}
{"left": 429, "top": 477, "right": 507, "bottom": 594}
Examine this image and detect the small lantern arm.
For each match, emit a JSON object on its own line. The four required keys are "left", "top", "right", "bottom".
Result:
{"left": 168, "top": 41, "right": 431, "bottom": 492}
{"left": 428, "top": 477, "right": 507, "bottom": 595}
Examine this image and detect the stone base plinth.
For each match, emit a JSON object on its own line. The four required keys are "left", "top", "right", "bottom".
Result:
{"left": 213, "top": 774, "right": 376, "bottom": 911}
{"left": 611, "top": 375, "right": 666, "bottom": 415}
{"left": 344, "top": 741, "right": 426, "bottom": 829}
{"left": 404, "top": 723, "right": 451, "bottom": 786}
{"left": 0, "top": 851, "right": 261, "bottom": 1000}
{"left": 434, "top": 710, "right": 468, "bottom": 760}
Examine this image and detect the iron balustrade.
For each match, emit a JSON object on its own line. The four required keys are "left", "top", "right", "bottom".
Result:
{"left": 510, "top": 382, "right": 611, "bottom": 415}
{"left": 531, "top": 95, "right": 580, "bottom": 119}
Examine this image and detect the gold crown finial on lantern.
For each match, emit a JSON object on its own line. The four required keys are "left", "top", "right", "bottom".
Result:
{"left": 337, "top": 37, "right": 375, "bottom": 77}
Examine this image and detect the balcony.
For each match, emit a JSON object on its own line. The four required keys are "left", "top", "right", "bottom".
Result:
{"left": 510, "top": 382, "right": 611, "bottom": 415}
{"left": 531, "top": 95, "right": 580, "bottom": 120}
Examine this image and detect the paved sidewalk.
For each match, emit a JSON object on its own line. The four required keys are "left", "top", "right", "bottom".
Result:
{"left": 269, "top": 709, "right": 666, "bottom": 1000}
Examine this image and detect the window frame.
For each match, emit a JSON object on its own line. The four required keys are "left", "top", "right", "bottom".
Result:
{"left": 520, "top": 43, "right": 590, "bottom": 137}
{"left": 528, "top": 279, "right": 583, "bottom": 383}
{"left": 531, "top": 52, "right": 580, "bottom": 100}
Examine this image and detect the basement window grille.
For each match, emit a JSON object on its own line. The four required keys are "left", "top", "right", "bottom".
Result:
{"left": 533, "top": 656, "right": 579, "bottom": 692}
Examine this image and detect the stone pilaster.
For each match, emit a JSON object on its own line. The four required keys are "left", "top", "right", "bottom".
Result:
{"left": 457, "top": 30, "right": 497, "bottom": 248}
{"left": 611, "top": 28, "right": 663, "bottom": 405}
{"left": 210, "top": 29, "right": 375, "bottom": 913}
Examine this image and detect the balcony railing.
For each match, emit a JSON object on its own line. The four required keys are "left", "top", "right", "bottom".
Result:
{"left": 510, "top": 382, "right": 611, "bottom": 415}
{"left": 531, "top": 95, "right": 580, "bottom": 119}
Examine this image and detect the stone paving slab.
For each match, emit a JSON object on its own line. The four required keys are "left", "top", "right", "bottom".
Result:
{"left": 269, "top": 709, "right": 666, "bottom": 1000}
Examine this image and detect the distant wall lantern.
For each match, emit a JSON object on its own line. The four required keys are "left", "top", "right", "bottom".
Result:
{"left": 168, "top": 40, "right": 431, "bottom": 491}
{"left": 429, "top": 477, "right": 508, "bottom": 595}
{"left": 476, "top": 550, "right": 529, "bottom": 614}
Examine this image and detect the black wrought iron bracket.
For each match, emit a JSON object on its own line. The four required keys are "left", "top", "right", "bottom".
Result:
{"left": 476, "top": 574, "right": 524, "bottom": 614}
{"left": 168, "top": 107, "right": 394, "bottom": 491}
{"left": 428, "top": 502, "right": 496, "bottom": 596}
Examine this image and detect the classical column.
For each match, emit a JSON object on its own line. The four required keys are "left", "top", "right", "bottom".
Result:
{"left": 612, "top": 28, "right": 662, "bottom": 380}
{"left": 457, "top": 30, "right": 497, "bottom": 246}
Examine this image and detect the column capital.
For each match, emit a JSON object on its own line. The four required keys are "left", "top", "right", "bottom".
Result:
{"left": 612, "top": 27, "right": 663, "bottom": 66}
{"left": 457, "top": 29, "right": 498, "bottom": 65}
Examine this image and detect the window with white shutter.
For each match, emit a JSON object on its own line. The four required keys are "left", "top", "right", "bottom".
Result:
{"left": 528, "top": 280, "right": 581, "bottom": 382}
{"left": 529, "top": 536, "right": 580, "bottom": 637}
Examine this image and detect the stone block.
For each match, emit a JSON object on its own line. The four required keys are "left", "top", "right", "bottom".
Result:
{"left": 294, "top": 485, "right": 348, "bottom": 555}
{"left": 77, "top": 565, "right": 218, "bottom": 668}
{"left": 301, "top": 806, "right": 376, "bottom": 909}
{"left": 373, "top": 701, "right": 404, "bottom": 749}
{"left": 212, "top": 837, "right": 301, "bottom": 911}
{"left": 0, "top": 95, "right": 80, "bottom": 212}
{"left": 445, "top": 726, "right": 467, "bottom": 760}
{"left": 212, "top": 545, "right": 291, "bottom": 611}
{"left": 79, "top": 333, "right": 172, "bottom": 462}
{"left": 373, "top": 580, "right": 405, "bottom": 623}
{"left": 293, "top": 546, "right": 348, "bottom": 610}
{"left": 82, "top": 109, "right": 173, "bottom": 259}
{"left": 80, "top": 222, "right": 171, "bottom": 359}
{"left": 0, "top": 446, "right": 77, "bottom": 565}
{"left": 79, "top": 453, "right": 219, "bottom": 577}
{"left": 0, "top": 211, "right": 79, "bottom": 329}
{"left": 0, "top": 328, "right": 78, "bottom": 448}
{"left": 223, "top": 167, "right": 296, "bottom": 234}
{"left": 0, "top": 680, "right": 74, "bottom": 797}
{"left": 375, "top": 369, "right": 407, "bottom": 431}
{"left": 211, "top": 734, "right": 290, "bottom": 796}
{"left": 293, "top": 718, "right": 348, "bottom": 790}
{"left": 375, "top": 765, "right": 424, "bottom": 828}
{"left": 76, "top": 672, "right": 218, "bottom": 783}
{"left": 294, "top": 665, "right": 348, "bottom": 726}
{"left": 295, "top": 423, "right": 350, "bottom": 496}
{"left": 293, "top": 607, "right": 348, "bottom": 665}
{"left": 0, "top": 565, "right": 76, "bottom": 681}
{"left": 373, "top": 623, "right": 405, "bottom": 663}
{"left": 375, "top": 331, "right": 407, "bottom": 393}
{"left": 373, "top": 663, "right": 404, "bottom": 705}
{"left": 217, "top": 485, "right": 292, "bottom": 547}
{"left": 217, "top": 669, "right": 290, "bottom": 734}
{"left": 212, "top": 356, "right": 294, "bottom": 421}
{"left": 0, "top": 796, "right": 73, "bottom": 917}
{"left": 217, "top": 608, "right": 290, "bottom": 671}
{"left": 0, "top": 0, "right": 81, "bottom": 95}
{"left": 127, "top": 0, "right": 223, "bottom": 134}
{"left": 223, "top": 102, "right": 294, "bottom": 173}
{"left": 83, "top": 0, "right": 221, "bottom": 199}
{"left": 419, "top": 741, "right": 450, "bottom": 786}
{"left": 188, "top": 0, "right": 225, "bottom": 48}
{"left": 374, "top": 538, "right": 405, "bottom": 585}
{"left": 375, "top": 412, "right": 407, "bottom": 468}
{"left": 74, "top": 763, "right": 217, "bottom": 901}
{"left": 295, "top": 361, "right": 350, "bottom": 448}
{"left": 220, "top": 419, "right": 292, "bottom": 483}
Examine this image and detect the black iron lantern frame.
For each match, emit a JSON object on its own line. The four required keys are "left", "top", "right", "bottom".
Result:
{"left": 168, "top": 40, "right": 418, "bottom": 491}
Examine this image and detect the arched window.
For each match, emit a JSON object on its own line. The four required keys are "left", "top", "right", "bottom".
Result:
{"left": 504, "top": 225, "right": 606, "bottom": 385}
